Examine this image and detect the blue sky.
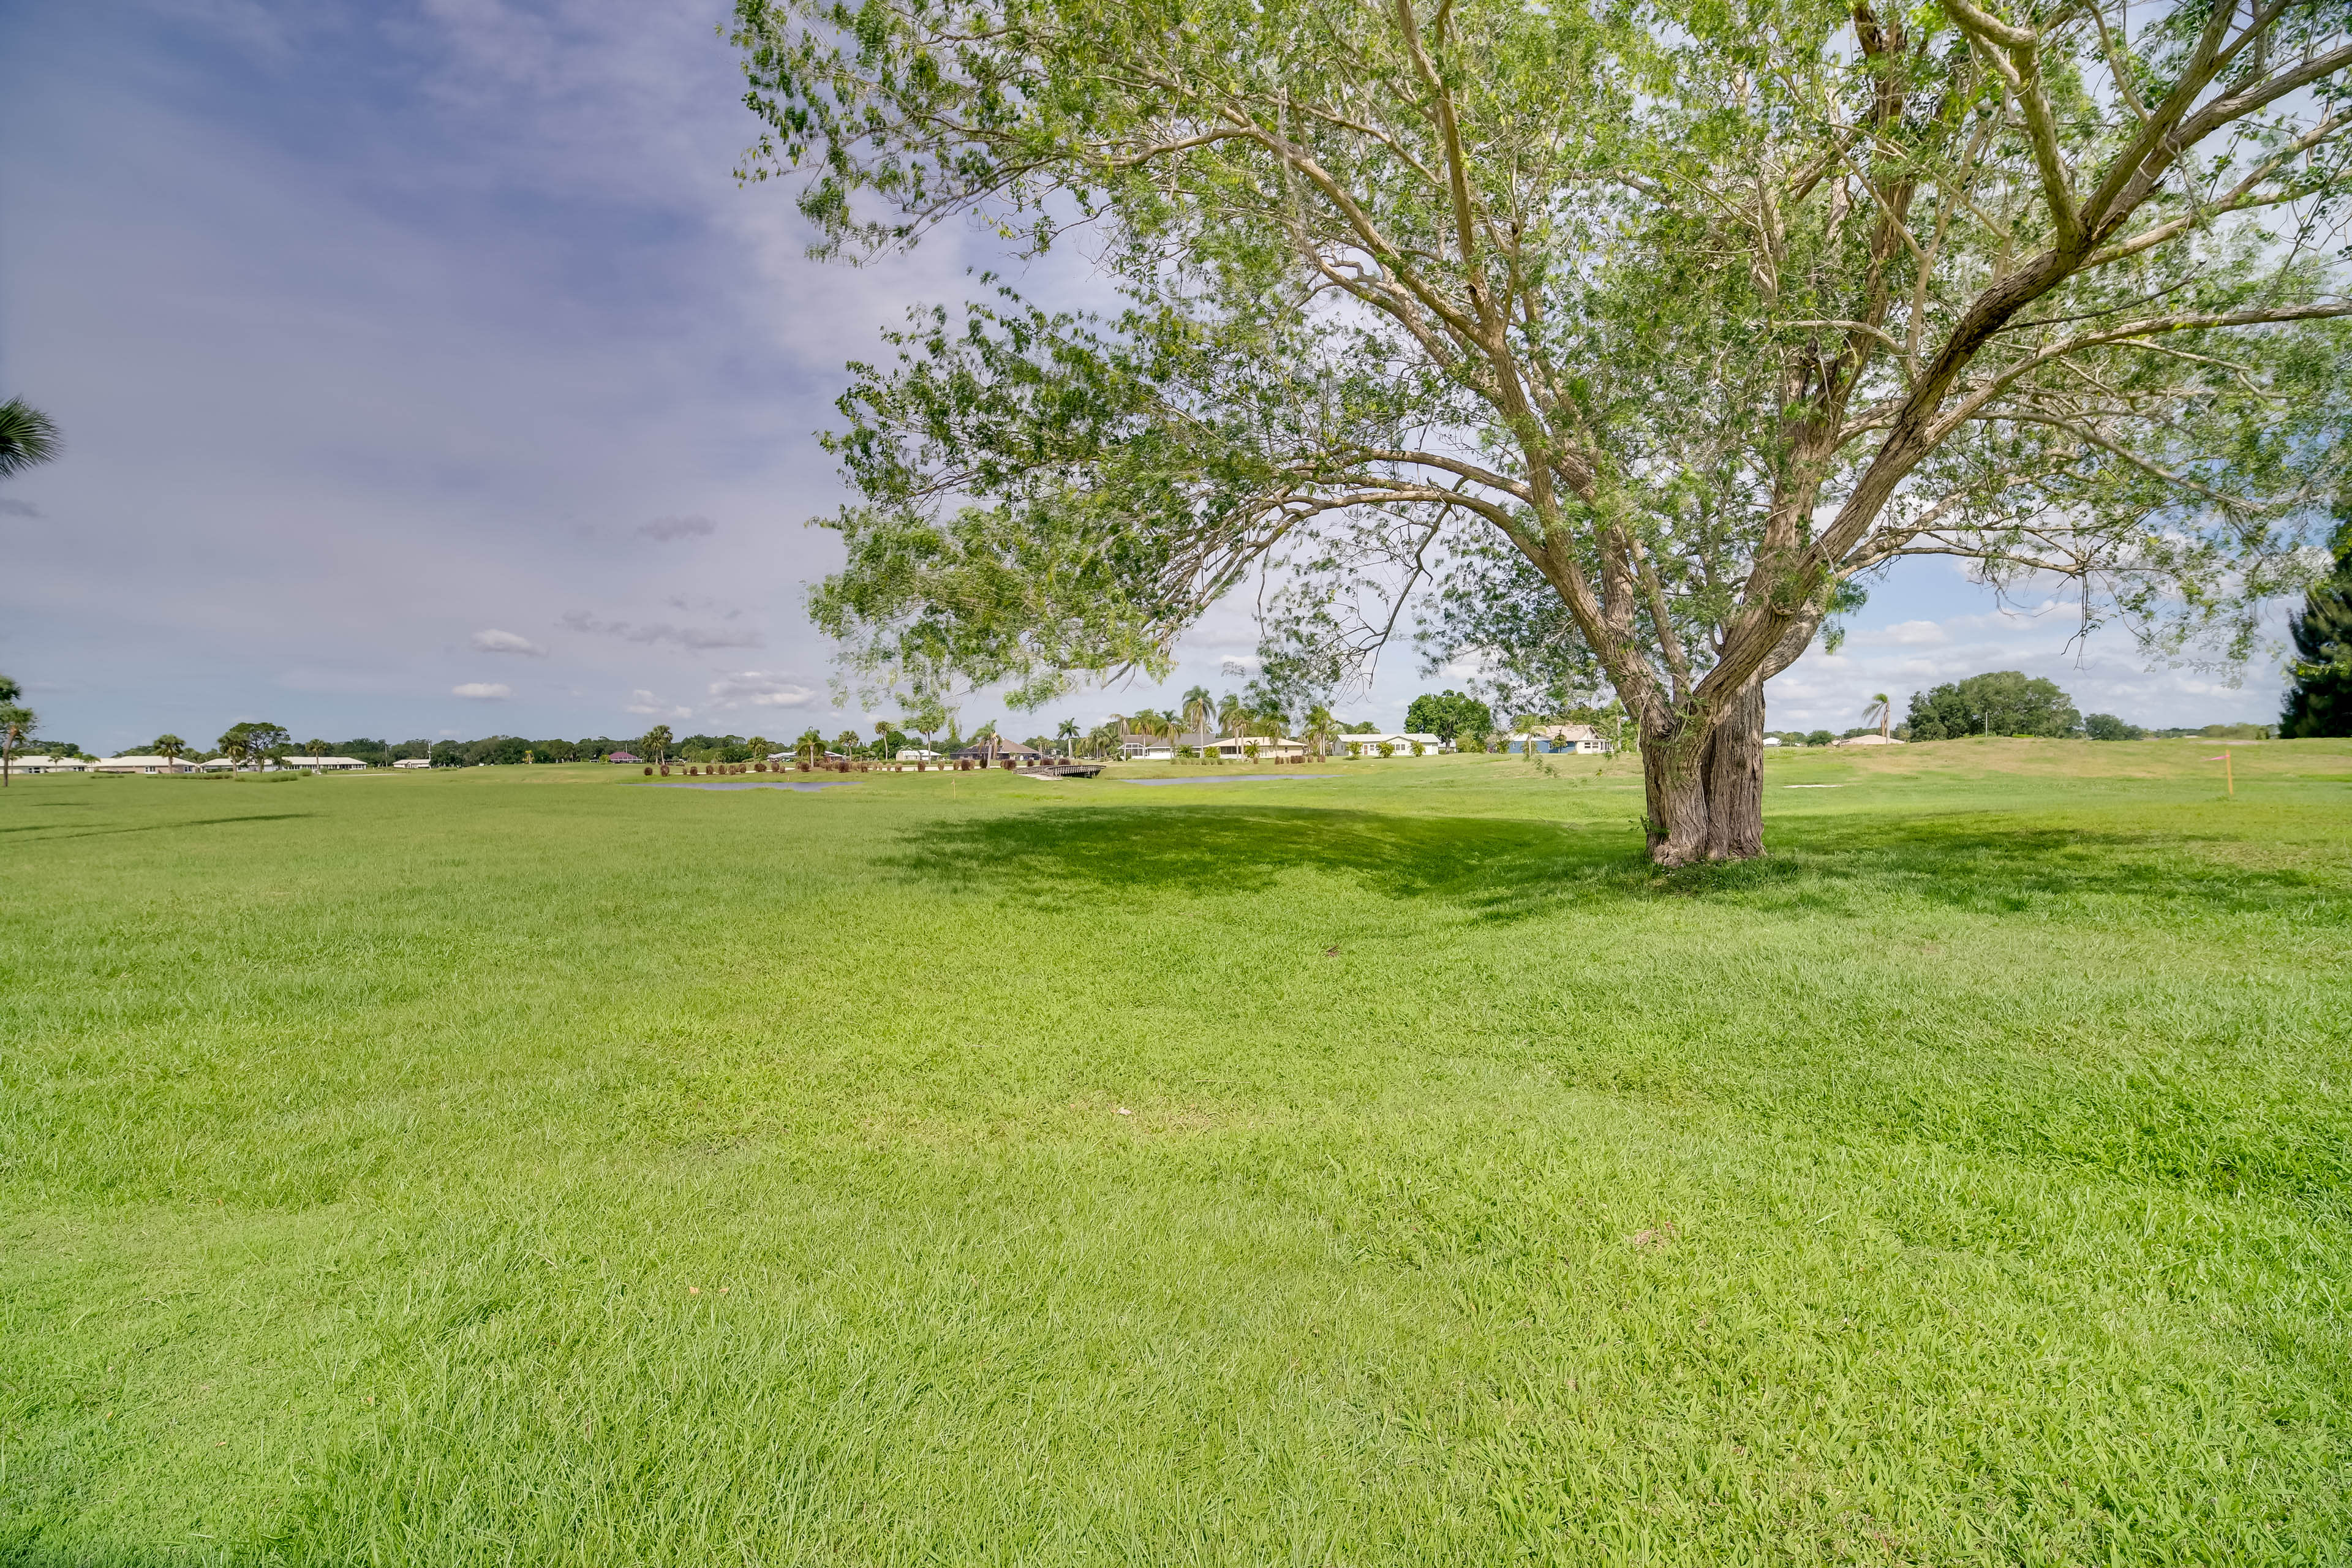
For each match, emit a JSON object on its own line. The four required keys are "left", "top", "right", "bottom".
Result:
{"left": 0, "top": 0, "right": 2297, "bottom": 752}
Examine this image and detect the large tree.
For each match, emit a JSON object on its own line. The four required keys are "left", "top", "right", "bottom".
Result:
{"left": 740, "top": 0, "right": 2352, "bottom": 862}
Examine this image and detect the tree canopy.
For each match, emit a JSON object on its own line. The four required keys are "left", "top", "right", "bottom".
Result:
{"left": 739, "top": 0, "right": 2352, "bottom": 860}
{"left": 1405, "top": 688, "right": 1495, "bottom": 742}
{"left": 1907, "top": 670, "right": 2080, "bottom": 737}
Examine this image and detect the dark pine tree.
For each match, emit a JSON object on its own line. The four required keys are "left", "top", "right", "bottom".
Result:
{"left": 2281, "top": 521, "right": 2352, "bottom": 739}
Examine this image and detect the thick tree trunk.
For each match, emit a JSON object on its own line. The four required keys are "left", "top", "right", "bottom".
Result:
{"left": 1640, "top": 674, "right": 1768, "bottom": 866}
{"left": 1703, "top": 673, "right": 1766, "bottom": 860}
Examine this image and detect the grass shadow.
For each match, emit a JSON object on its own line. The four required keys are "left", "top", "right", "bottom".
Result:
{"left": 6, "top": 812, "right": 318, "bottom": 844}
{"left": 892, "top": 804, "right": 1636, "bottom": 921}
{"left": 894, "top": 803, "right": 2349, "bottom": 925}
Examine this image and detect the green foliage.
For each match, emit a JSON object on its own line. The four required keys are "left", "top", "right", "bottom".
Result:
{"left": 2086, "top": 713, "right": 2147, "bottom": 741}
{"left": 739, "top": 0, "right": 2352, "bottom": 799}
{"left": 1909, "top": 673, "right": 2082, "bottom": 741}
{"left": 0, "top": 397, "right": 61, "bottom": 478}
{"left": 2280, "top": 516, "right": 2352, "bottom": 737}
{"left": 216, "top": 720, "right": 290, "bottom": 772}
{"left": 1405, "top": 689, "right": 1495, "bottom": 745}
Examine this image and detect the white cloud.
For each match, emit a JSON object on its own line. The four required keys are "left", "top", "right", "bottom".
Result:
{"left": 470, "top": 628, "right": 547, "bottom": 656}
{"left": 452, "top": 682, "right": 511, "bottom": 699}
{"left": 561, "top": 610, "right": 763, "bottom": 650}
{"left": 706, "top": 671, "right": 817, "bottom": 709}
{"left": 1853, "top": 619, "right": 1948, "bottom": 647}
{"left": 624, "top": 688, "right": 692, "bottom": 719}
{"left": 638, "top": 513, "right": 716, "bottom": 541}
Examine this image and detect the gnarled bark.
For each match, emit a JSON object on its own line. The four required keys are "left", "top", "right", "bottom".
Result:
{"left": 1640, "top": 674, "right": 1767, "bottom": 867}
{"left": 1703, "top": 673, "right": 1766, "bottom": 860}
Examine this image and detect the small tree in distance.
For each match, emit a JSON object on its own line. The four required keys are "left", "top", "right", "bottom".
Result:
{"left": 0, "top": 672, "right": 32, "bottom": 788}
{"left": 154, "top": 734, "right": 186, "bottom": 772}
{"left": 639, "top": 725, "right": 674, "bottom": 766}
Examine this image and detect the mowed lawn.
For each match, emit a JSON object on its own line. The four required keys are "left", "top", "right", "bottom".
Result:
{"left": 3, "top": 742, "right": 2348, "bottom": 1566}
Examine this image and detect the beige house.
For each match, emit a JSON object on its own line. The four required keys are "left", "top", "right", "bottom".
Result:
{"left": 1831, "top": 733, "right": 1905, "bottom": 747}
{"left": 92, "top": 755, "right": 196, "bottom": 774}
{"left": 4, "top": 755, "right": 67, "bottom": 774}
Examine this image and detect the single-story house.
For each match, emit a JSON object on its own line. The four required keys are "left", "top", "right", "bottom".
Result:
{"left": 952, "top": 738, "right": 1042, "bottom": 762}
{"left": 92, "top": 755, "right": 196, "bottom": 774}
{"left": 1511, "top": 723, "right": 1613, "bottom": 755}
{"left": 1832, "top": 733, "right": 1905, "bottom": 747}
{"left": 607, "top": 750, "right": 641, "bottom": 764}
{"left": 1204, "top": 734, "right": 1308, "bottom": 761}
{"left": 1339, "top": 732, "right": 1450, "bottom": 757}
{"left": 393, "top": 757, "right": 434, "bottom": 769}
{"left": 894, "top": 748, "right": 944, "bottom": 760}
{"left": 1116, "top": 723, "right": 1216, "bottom": 761}
{"left": 31, "top": 755, "right": 96, "bottom": 772}
{"left": 4, "top": 755, "right": 66, "bottom": 774}
{"left": 306, "top": 756, "right": 369, "bottom": 771}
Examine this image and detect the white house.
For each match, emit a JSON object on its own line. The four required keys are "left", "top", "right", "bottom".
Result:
{"left": 1512, "top": 723, "right": 1613, "bottom": 755}
{"left": 1204, "top": 734, "right": 1308, "bottom": 761}
{"left": 1338, "top": 732, "right": 1449, "bottom": 757}
{"left": 1831, "top": 733, "right": 1905, "bottom": 747}
{"left": 393, "top": 757, "right": 434, "bottom": 769}
{"left": 4, "top": 755, "right": 64, "bottom": 774}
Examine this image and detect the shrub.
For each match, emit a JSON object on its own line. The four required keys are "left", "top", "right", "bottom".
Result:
{"left": 2085, "top": 714, "right": 2144, "bottom": 741}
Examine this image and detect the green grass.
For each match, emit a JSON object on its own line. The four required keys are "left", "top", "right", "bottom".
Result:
{"left": 3, "top": 741, "right": 2348, "bottom": 1565}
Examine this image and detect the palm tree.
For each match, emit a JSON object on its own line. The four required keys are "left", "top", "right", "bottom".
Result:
{"left": 1178, "top": 685, "right": 1215, "bottom": 760}
{"left": 304, "top": 737, "right": 328, "bottom": 771}
{"left": 0, "top": 399, "right": 61, "bottom": 479}
{"left": 1216, "top": 692, "right": 1245, "bottom": 740}
{"left": 1055, "top": 717, "right": 1080, "bottom": 757}
{"left": 874, "top": 718, "right": 898, "bottom": 759}
{"left": 640, "top": 724, "right": 673, "bottom": 766}
{"left": 153, "top": 734, "right": 186, "bottom": 772}
{"left": 1863, "top": 693, "right": 1891, "bottom": 742}
{"left": 1305, "top": 704, "right": 1336, "bottom": 758}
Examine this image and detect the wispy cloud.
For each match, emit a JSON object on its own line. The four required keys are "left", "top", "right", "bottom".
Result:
{"left": 638, "top": 514, "right": 716, "bottom": 541}
{"left": 470, "top": 628, "right": 548, "bottom": 656}
{"left": 453, "top": 682, "right": 511, "bottom": 699}
{"left": 560, "top": 611, "right": 763, "bottom": 650}
{"left": 624, "top": 688, "right": 692, "bottom": 719}
{"left": 705, "top": 670, "right": 817, "bottom": 709}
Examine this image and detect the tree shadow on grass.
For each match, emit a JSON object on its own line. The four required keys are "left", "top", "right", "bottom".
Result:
{"left": 892, "top": 804, "right": 2347, "bottom": 925}
{"left": 893, "top": 805, "right": 1633, "bottom": 921}
{"left": 2, "top": 812, "right": 316, "bottom": 843}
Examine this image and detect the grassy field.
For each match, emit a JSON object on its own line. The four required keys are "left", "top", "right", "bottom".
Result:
{"left": 3, "top": 739, "right": 2348, "bottom": 1565}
